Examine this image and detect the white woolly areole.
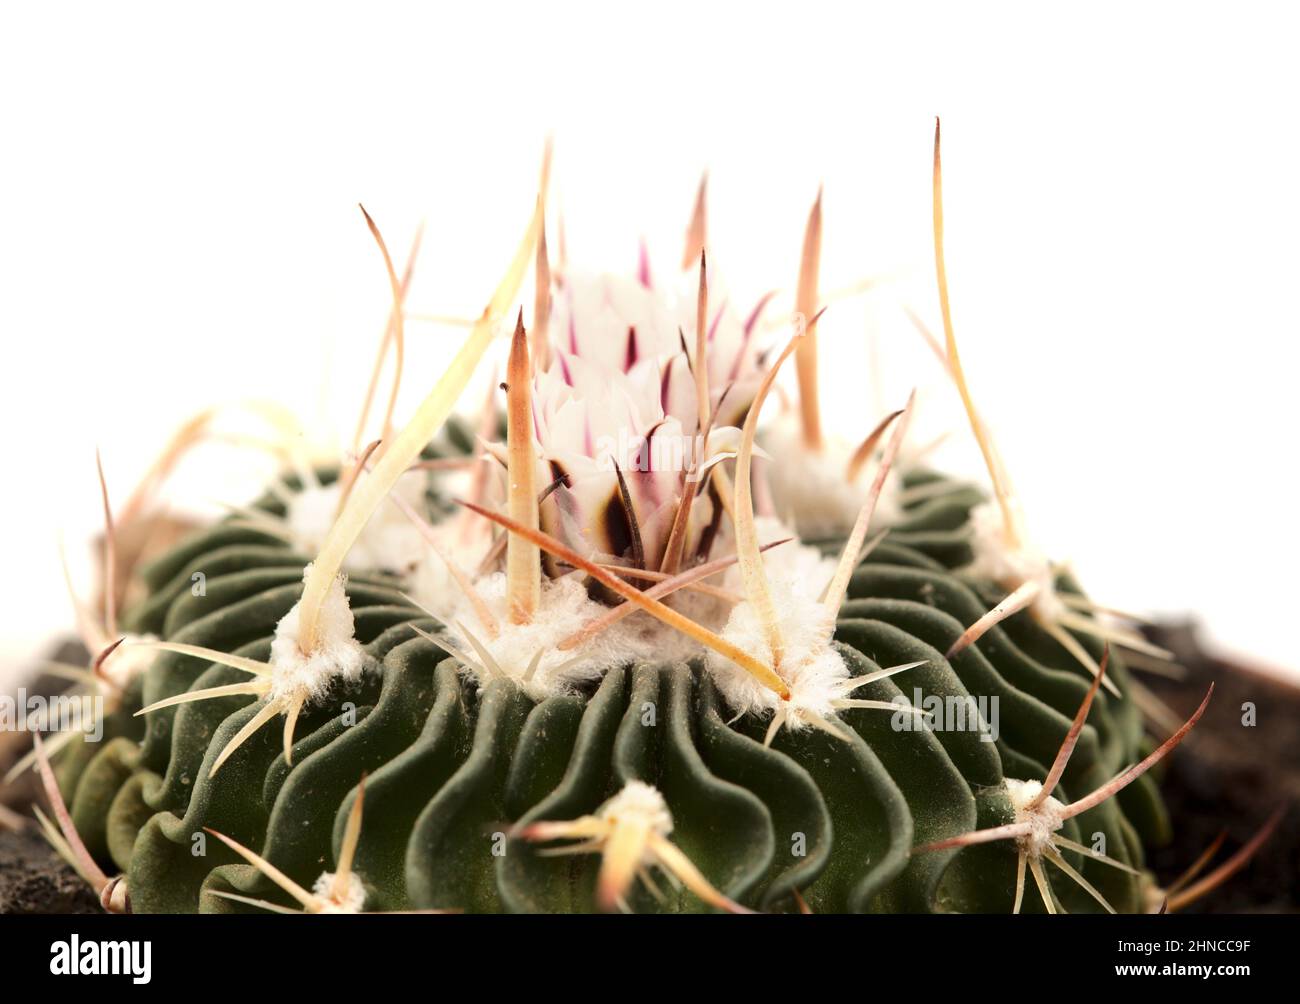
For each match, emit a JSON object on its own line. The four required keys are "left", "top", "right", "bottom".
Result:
{"left": 445, "top": 573, "right": 695, "bottom": 700}
{"left": 285, "top": 470, "right": 429, "bottom": 574}
{"left": 963, "top": 502, "right": 1066, "bottom": 621}
{"left": 312, "top": 871, "right": 367, "bottom": 913}
{"left": 1005, "top": 778, "right": 1066, "bottom": 859}
{"left": 706, "top": 587, "right": 848, "bottom": 730}
{"left": 101, "top": 633, "right": 159, "bottom": 690}
{"left": 268, "top": 567, "right": 368, "bottom": 704}
{"left": 407, "top": 528, "right": 493, "bottom": 620}
{"left": 761, "top": 417, "right": 903, "bottom": 540}
{"left": 719, "top": 516, "right": 838, "bottom": 602}
{"left": 598, "top": 780, "right": 673, "bottom": 842}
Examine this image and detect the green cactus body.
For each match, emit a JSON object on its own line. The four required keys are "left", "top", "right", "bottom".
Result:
{"left": 55, "top": 455, "right": 1166, "bottom": 914}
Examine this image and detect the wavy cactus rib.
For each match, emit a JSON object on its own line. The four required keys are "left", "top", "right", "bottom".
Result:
{"left": 27, "top": 134, "right": 1248, "bottom": 916}
{"left": 40, "top": 455, "right": 1169, "bottom": 915}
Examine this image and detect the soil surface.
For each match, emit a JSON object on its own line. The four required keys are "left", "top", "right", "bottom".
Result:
{"left": 1, "top": 626, "right": 1296, "bottom": 914}
{"left": 1141, "top": 621, "right": 1299, "bottom": 913}
{"left": 0, "top": 828, "right": 101, "bottom": 914}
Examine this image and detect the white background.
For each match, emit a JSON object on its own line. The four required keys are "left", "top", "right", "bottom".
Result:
{"left": 2, "top": 1, "right": 1297, "bottom": 690}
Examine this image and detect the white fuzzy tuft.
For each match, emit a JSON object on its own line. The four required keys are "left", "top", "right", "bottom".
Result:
{"left": 312, "top": 871, "right": 367, "bottom": 913}
{"left": 761, "top": 417, "right": 903, "bottom": 540}
{"left": 445, "top": 573, "right": 698, "bottom": 700}
{"left": 598, "top": 780, "right": 673, "bottom": 840}
{"left": 1005, "top": 778, "right": 1066, "bottom": 858}
{"left": 407, "top": 528, "right": 494, "bottom": 620}
{"left": 706, "top": 585, "right": 848, "bottom": 730}
{"left": 963, "top": 502, "right": 1066, "bottom": 621}
{"left": 708, "top": 520, "right": 847, "bottom": 729}
{"left": 284, "top": 470, "right": 429, "bottom": 574}
{"left": 268, "top": 567, "right": 368, "bottom": 704}
{"left": 719, "top": 516, "right": 838, "bottom": 601}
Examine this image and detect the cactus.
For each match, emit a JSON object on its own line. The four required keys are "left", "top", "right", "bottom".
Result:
{"left": 16, "top": 124, "right": 1271, "bottom": 916}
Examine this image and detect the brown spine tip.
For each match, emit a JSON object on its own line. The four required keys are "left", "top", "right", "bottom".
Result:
{"left": 845, "top": 407, "right": 907, "bottom": 483}
{"left": 92, "top": 637, "right": 126, "bottom": 683}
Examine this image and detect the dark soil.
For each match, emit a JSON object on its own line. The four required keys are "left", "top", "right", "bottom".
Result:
{"left": 1, "top": 626, "right": 1296, "bottom": 914}
{"left": 1141, "top": 621, "right": 1299, "bottom": 913}
{"left": 0, "top": 829, "right": 101, "bottom": 914}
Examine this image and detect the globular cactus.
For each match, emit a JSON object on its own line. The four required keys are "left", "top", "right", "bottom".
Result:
{"left": 17, "top": 124, "right": 1268, "bottom": 916}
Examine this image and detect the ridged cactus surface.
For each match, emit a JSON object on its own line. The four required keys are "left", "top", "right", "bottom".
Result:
{"left": 53, "top": 440, "right": 1164, "bottom": 914}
